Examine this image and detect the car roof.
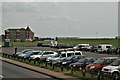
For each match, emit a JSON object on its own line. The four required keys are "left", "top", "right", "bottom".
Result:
{"left": 32, "top": 50, "right": 42, "bottom": 52}
{"left": 61, "top": 51, "right": 75, "bottom": 54}
{"left": 101, "top": 57, "right": 119, "bottom": 60}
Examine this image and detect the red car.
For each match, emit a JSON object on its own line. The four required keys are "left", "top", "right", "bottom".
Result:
{"left": 85, "top": 57, "right": 119, "bottom": 74}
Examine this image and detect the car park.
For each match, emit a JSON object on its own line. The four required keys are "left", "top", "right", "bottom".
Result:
{"left": 85, "top": 57, "right": 119, "bottom": 74}
{"left": 101, "top": 59, "right": 120, "bottom": 80}
{"left": 69, "top": 57, "right": 97, "bottom": 71}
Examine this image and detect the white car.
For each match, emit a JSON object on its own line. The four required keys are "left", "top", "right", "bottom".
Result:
{"left": 16, "top": 49, "right": 34, "bottom": 56}
{"left": 30, "top": 51, "right": 58, "bottom": 61}
{"left": 46, "top": 51, "right": 83, "bottom": 64}
{"left": 101, "top": 59, "right": 120, "bottom": 80}
{"left": 17, "top": 50, "right": 41, "bottom": 58}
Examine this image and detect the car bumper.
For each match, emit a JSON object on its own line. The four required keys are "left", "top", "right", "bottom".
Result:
{"left": 101, "top": 71, "right": 112, "bottom": 77}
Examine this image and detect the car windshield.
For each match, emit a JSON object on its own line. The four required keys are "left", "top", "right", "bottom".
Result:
{"left": 110, "top": 60, "right": 120, "bottom": 66}
{"left": 78, "top": 58, "right": 86, "bottom": 63}
{"left": 65, "top": 56, "right": 74, "bottom": 60}
{"left": 93, "top": 59, "right": 104, "bottom": 64}
{"left": 24, "top": 51, "right": 32, "bottom": 54}
{"left": 53, "top": 54, "right": 60, "bottom": 57}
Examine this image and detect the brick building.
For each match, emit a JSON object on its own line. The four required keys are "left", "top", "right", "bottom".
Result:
{"left": 5, "top": 26, "right": 34, "bottom": 42}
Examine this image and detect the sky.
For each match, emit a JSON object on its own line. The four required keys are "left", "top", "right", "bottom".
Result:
{"left": 1, "top": 1, "right": 119, "bottom": 38}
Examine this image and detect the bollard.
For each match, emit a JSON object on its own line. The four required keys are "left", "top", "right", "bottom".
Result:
{"left": 52, "top": 64, "right": 55, "bottom": 70}
{"left": 81, "top": 69, "right": 86, "bottom": 77}
{"left": 97, "top": 70, "right": 101, "bottom": 80}
{"left": 45, "top": 62, "right": 47, "bottom": 67}
{"left": 71, "top": 68, "right": 73, "bottom": 74}
{"left": 61, "top": 66, "right": 63, "bottom": 71}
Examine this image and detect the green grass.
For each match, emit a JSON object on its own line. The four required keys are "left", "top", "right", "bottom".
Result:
{"left": 58, "top": 38, "right": 119, "bottom": 47}
{"left": 1, "top": 38, "right": 120, "bottom": 47}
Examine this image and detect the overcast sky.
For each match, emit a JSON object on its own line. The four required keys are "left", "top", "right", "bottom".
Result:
{"left": 2, "top": 2, "right": 118, "bottom": 38}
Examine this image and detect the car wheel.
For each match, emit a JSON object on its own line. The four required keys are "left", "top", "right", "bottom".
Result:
{"left": 112, "top": 72, "right": 120, "bottom": 80}
{"left": 35, "top": 58, "right": 40, "bottom": 61}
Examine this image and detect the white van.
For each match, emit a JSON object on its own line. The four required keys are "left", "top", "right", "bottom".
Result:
{"left": 97, "top": 44, "right": 113, "bottom": 53}
{"left": 46, "top": 51, "right": 83, "bottom": 64}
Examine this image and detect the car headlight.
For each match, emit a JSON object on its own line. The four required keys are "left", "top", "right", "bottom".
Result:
{"left": 79, "top": 67, "right": 82, "bottom": 70}
{"left": 73, "top": 64, "right": 76, "bottom": 67}
{"left": 62, "top": 62, "right": 67, "bottom": 64}
{"left": 90, "top": 66, "right": 95, "bottom": 69}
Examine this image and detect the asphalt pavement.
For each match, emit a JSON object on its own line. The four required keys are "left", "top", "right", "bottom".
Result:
{"left": 1, "top": 47, "right": 119, "bottom": 58}
{"left": 1, "top": 61, "right": 56, "bottom": 79}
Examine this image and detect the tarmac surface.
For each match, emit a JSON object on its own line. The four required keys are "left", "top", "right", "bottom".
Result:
{"left": 1, "top": 47, "right": 119, "bottom": 58}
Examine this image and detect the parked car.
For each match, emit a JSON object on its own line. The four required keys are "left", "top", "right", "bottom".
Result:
{"left": 90, "top": 46, "right": 98, "bottom": 52}
{"left": 30, "top": 51, "right": 58, "bottom": 61}
{"left": 17, "top": 50, "right": 34, "bottom": 58}
{"left": 15, "top": 49, "right": 34, "bottom": 56}
{"left": 97, "top": 44, "right": 113, "bottom": 53}
{"left": 73, "top": 44, "right": 90, "bottom": 51}
{"left": 37, "top": 43, "right": 50, "bottom": 47}
{"left": 49, "top": 51, "right": 83, "bottom": 65}
{"left": 22, "top": 50, "right": 42, "bottom": 59}
{"left": 52, "top": 43, "right": 74, "bottom": 49}
{"left": 69, "top": 57, "right": 97, "bottom": 71}
{"left": 101, "top": 59, "right": 120, "bottom": 80}
{"left": 58, "top": 55, "right": 86, "bottom": 67}
{"left": 85, "top": 57, "right": 119, "bottom": 74}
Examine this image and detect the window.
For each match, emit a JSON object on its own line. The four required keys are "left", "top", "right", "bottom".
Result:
{"left": 104, "top": 59, "right": 114, "bottom": 64}
{"left": 98, "top": 46, "right": 101, "bottom": 48}
{"left": 75, "top": 52, "right": 81, "bottom": 55}
{"left": 106, "top": 46, "right": 111, "bottom": 48}
{"left": 33, "top": 52, "right": 40, "bottom": 55}
{"left": 61, "top": 54, "right": 66, "bottom": 57}
{"left": 43, "top": 52, "right": 54, "bottom": 55}
{"left": 67, "top": 53, "right": 74, "bottom": 57}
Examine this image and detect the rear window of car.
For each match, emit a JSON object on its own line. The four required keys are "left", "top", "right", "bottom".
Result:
{"left": 67, "top": 53, "right": 74, "bottom": 57}
{"left": 106, "top": 46, "right": 111, "bottom": 48}
{"left": 75, "top": 52, "right": 81, "bottom": 55}
{"left": 61, "top": 54, "right": 66, "bottom": 57}
{"left": 43, "top": 52, "right": 54, "bottom": 55}
{"left": 98, "top": 46, "right": 101, "bottom": 48}
{"left": 33, "top": 52, "right": 40, "bottom": 55}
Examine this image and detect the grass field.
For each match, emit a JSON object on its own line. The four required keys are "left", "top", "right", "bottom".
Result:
{"left": 58, "top": 38, "right": 119, "bottom": 47}
{"left": 2, "top": 38, "right": 120, "bottom": 47}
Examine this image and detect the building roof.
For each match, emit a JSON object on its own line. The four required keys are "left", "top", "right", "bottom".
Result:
{"left": 26, "top": 26, "right": 31, "bottom": 31}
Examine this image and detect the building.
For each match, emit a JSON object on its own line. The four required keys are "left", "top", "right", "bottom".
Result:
{"left": 5, "top": 26, "right": 34, "bottom": 42}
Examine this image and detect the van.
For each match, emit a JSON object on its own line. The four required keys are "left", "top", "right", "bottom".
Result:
{"left": 97, "top": 44, "right": 113, "bottom": 53}
{"left": 46, "top": 51, "right": 83, "bottom": 64}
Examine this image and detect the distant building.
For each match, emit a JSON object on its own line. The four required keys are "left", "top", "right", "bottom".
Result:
{"left": 5, "top": 26, "right": 34, "bottom": 42}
